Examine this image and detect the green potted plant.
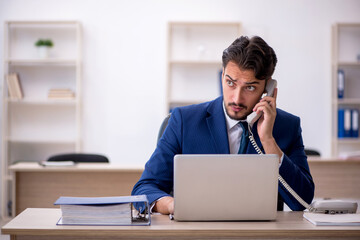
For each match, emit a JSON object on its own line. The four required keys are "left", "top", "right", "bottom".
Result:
{"left": 35, "top": 39, "right": 54, "bottom": 58}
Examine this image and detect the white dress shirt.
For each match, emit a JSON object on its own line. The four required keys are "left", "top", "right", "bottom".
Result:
{"left": 223, "top": 102, "right": 246, "bottom": 154}
{"left": 222, "top": 102, "right": 284, "bottom": 164}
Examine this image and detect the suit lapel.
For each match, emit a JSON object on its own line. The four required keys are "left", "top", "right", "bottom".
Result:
{"left": 206, "top": 97, "right": 230, "bottom": 154}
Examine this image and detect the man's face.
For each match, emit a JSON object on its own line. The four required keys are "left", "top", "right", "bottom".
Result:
{"left": 222, "top": 61, "right": 266, "bottom": 120}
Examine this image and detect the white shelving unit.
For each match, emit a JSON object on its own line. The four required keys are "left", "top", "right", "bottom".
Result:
{"left": 331, "top": 23, "right": 360, "bottom": 157}
{"left": 167, "top": 22, "right": 241, "bottom": 111}
{"left": 1, "top": 21, "right": 82, "bottom": 218}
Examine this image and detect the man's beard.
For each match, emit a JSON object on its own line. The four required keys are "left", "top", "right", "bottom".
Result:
{"left": 225, "top": 102, "right": 252, "bottom": 121}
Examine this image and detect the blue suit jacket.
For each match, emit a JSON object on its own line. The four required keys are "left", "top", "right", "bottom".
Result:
{"left": 132, "top": 96, "right": 315, "bottom": 210}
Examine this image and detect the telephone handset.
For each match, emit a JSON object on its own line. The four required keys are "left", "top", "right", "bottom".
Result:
{"left": 246, "top": 79, "right": 358, "bottom": 214}
{"left": 246, "top": 79, "right": 277, "bottom": 127}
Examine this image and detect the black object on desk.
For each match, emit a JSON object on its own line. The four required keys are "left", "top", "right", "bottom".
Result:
{"left": 47, "top": 153, "right": 109, "bottom": 163}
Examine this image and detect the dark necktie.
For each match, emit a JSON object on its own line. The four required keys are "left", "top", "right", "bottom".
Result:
{"left": 238, "top": 121, "right": 249, "bottom": 154}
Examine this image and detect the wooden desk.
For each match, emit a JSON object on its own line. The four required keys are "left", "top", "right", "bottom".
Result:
{"left": 9, "top": 159, "right": 360, "bottom": 216}
{"left": 10, "top": 163, "right": 143, "bottom": 216}
{"left": 2, "top": 208, "right": 360, "bottom": 240}
{"left": 308, "top": 158, "right": 360, "bottom": 199}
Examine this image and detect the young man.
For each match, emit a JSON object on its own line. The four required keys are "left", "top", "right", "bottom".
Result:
{"left": 132, "top": 36, "right": 314, "bottom": 214}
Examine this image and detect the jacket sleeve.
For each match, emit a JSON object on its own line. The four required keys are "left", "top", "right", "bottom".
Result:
{"left": 131, "top": 108, "right": 183, "bottom": 205}
{"left": 278, "top": 117, "right": 315, "bottom": 211}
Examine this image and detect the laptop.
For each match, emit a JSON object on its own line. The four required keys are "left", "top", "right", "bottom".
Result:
{"left": 173, "top": 154, "right": 279, "bottom": 221}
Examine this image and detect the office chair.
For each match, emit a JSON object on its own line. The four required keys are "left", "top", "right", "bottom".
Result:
{"left": 157, "top": 113, "right": 171, "bottom": 144}
{"left": 47, "top": 153, "right": 109, "bottom": 163}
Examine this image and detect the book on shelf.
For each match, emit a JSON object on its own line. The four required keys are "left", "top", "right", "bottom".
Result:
{"left": 351, "top": 109, "right": 359, "bottom": 138}
{"left": 338, "top": 108, "right": 351, "bottom": 138}
{"left": 338, "top": 108, "right": 359, "bottom": 138}
{"left": 48, "top": 88, "right": 75, "bottom": 100}
{"left": 337, "top": 69, "right": 345, "bottom": 99}
{"left": 6, "top": 73, "right": 23, "bottom": 100}
{"left": 338, "top": 108, "right": 359, "bottom": 139}
{"left": 6, "top": 74, "right": 16, "bottom": 99}
{"left": 54, "top": 195, "right": 150, "bottom": 226}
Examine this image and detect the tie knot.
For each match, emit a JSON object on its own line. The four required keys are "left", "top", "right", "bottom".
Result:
{"left": 239, "top": 121, "right": 248, "bottom": 135}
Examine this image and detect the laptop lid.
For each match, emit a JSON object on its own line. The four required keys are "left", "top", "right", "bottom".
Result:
{"left": 173, "top": 154, "right": 279, "bottom": 221}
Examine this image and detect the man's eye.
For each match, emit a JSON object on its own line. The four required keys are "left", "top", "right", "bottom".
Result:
{"left": 226, "top": 80, "right": 234, "bottom": 87}
{"left": 247, "top": 86, "right": 255, "bottom": 91}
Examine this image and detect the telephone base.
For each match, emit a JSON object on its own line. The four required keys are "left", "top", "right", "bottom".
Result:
{"left": 310, "top": 200, "right": 358, "bottom": 214}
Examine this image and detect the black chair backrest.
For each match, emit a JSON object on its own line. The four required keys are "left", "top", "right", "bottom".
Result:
{"left": 157, "top": 114, "right": 171, "bottom": 144}
{"left": 47, "top": 153, "right": 109, "bottom": 163}
{"left": 304, "top": 149, "right": 321, "bottom": 156}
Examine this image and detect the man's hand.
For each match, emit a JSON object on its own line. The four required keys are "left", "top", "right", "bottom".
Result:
{"left": 153, "top": 196, "right": 174, "bottom": 215}
{"left": 253, "top": 88, "right": 283, "bottom": 161}
{"left": 254, "top": 88, "right": 277, "bottom": 141}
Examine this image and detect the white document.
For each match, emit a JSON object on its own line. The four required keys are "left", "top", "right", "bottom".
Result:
{"left": 39, "top": 161, "right": 76, "bottom": 167}
{"left": 303, "top": 212, "right": 360, "bottom": 226}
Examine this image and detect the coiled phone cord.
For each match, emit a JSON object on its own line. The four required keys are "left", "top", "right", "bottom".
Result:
{"left": 247, "top": 124, "right": 315, "bottom": 212}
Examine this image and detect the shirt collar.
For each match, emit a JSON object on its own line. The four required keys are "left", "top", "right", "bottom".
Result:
{"left": 223, "top": 101, "right": 240, "bottom": 131}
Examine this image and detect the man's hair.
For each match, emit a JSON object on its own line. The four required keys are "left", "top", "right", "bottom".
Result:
{"left": 222, "top": 36, "right": 277, "bottom": 80}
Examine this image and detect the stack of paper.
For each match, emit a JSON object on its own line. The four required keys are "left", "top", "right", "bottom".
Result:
{"left": 54, "top": 196, "right": 137, "bottom": 225}
{"left": 304, "top": 212, "right": 360, "bottom": 226}
{"left": 39, "top": 160, "right": 76, "bottom": 167}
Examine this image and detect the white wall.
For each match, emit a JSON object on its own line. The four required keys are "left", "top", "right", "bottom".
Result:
{"left": 1, "top": 0, "right": 360, "bottom": 168}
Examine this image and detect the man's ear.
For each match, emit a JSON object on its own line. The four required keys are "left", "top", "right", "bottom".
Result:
{"left": 222, "top": 67, "right": 225, "bottom": 80}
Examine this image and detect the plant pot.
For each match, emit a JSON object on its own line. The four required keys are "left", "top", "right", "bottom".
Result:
{"left": 37, "top": 46, "right": 50, "bottom": 58}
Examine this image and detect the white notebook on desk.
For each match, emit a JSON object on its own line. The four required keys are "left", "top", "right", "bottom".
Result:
{"left": 304, "top": 212, "right": 360, "bottom": 226}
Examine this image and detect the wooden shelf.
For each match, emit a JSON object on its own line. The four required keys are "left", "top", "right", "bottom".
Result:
{"left": 7, "top": 98, "right": 76, "bottom": 106}
{"left": 169, "top": 100, "right": 212, "bottom": 107}
{"left": 6, "top": 59, "right": 77, "bottom": 66}
{"left": 337, "top": 61, "right": 360, "bottom": 67}
{"left": 336, "top": 138, "right": 360, "bottom": 144}
{"left": 333, "top": 98, "right": 360, "bottom": 105}
{"left": 331, "top": 23, "right": 360, "bottom": 157}
{"left": 7, "top": 137, "right": 77, "bottom": 144}
{"left": 8, "top": 20, "right": 79, "bottom": 26}
{"left": 170, "top": 60, "right": 222, "bottom": 65}
{"left": 2, "top": 21, "right": 82, "bottom": 218}
{"left": 167, "top": 22, "right": 241, "bottom": 112}
{"left": 169, "top": 21, "right": 242, "bottom": 27}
